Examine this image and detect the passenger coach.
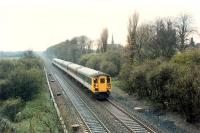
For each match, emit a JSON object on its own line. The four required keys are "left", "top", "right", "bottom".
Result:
{"left": 52, "top": 58, "right": 111, "bottom": 99}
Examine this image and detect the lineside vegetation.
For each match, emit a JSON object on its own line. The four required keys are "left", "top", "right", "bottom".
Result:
{"left": 0, "top": 51, "right": 61, "bottom": 133}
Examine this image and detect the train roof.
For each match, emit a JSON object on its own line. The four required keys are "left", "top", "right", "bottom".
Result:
{"left": 62, "top": 61, "right": 72, "bottom": 66}
{"left": 68, "top": 63, "right": 83, "bottom": 70}
{"left": 53, "top": 58, "right": 72, "bottom": 66}
{"left": 53, "top": 58, "right": 110, "bottom": 78}
{"left": 77, "top": 67, "right": 109, "bottom": 78}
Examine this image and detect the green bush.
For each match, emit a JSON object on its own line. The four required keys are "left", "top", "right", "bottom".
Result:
{"left": 119, "top": 63, "right": 132, "bottom": 81}
{"left": 9, "top": 68, "right": 43, "bottom": 101}
{"left": 103, "top": 51, "right": 123, "bottom": 74}
{"left": 148, "top": 63, "right": 177, "bottom": 104}
{"left": 79, "top": 54, "right": 92, "bottom": 66}
{"left": 170, "top": 65, "right": 200, "bottom": 122}
{"left": 129, "top": 70, "right": 149, "bottom": 97}
{"left": 1, "top": 98, "right": 23, "bottom": 121}
{"left": 0, "top": 57, "right": 43, "bottom": 101}
{"left": 85, "top": 55, "right": 102, "bottom": 70}
{"left": 18, "top": 57, "right": 43, "bottom": 70}
{"left": 0, "top": 80, "right": 13, "bottom": 99}
{"left": 119, "top": 52, "right": 200, "bottom": 122}
{"left": 0, "top": 60, "right": 15, "bottom": 79}
{"left": 119, "top": 58, "right": 163, "bottom": 94}
{"left": 171, "top": 49, "right": 200, "bottom": 65}
{"left": 100, "top": 61, "right": 117, "bottom": 76}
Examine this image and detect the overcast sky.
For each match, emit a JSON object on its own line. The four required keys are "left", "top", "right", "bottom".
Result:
{"left": 0, "top": 0, "right": 200, "bottom": 51}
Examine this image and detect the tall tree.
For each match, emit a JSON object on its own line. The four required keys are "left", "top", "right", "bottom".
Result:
{"left": 100, "top": 28, "right": 108, "bottom": 53}
{"left": 152, "top": 19, "right": 177, "bottom": 58}
{"left": 136, "top": 24, "right": 154, "bottom": 60}
{"left": 127, "top": 11, "right": 139, "bottom": 63}
{"left": 175, "top": 13, "right": 195, "bottom": 51}
{"left": 77, "top": 35, "right": 90, "bottom": 54}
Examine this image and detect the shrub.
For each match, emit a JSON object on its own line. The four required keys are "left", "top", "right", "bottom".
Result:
{"left": 119, "top": 63, "right": 132, "bottom": 81}
{"left": 100, "top": 61, "right": 117, "bottom": 76}
{"left": 9, "top": 68, "right": 43, "bottom": 101}
{"left": 86, "top": 55, "right": 102, "bottom": 70}
{"left": 129, "top": 70, "right": 149, "bottom": 97}
{"left": 118, "top": 64, "right": 132, "bottom": 92}
{"left": 1, "top": 98, "right": 24, "bottom": 121}
{"left": 0, "top": 60, "right": 15, "bottom": 79}
{"left": 79, "top": 54, "right": 91, "bottom": 66}
{"left": 0, "top": 80, "right": 13, "bottom": 99}
{"left": 117, "top": 49, "right": 200, "bottom": 122}
{"left": 103, "top": 51, "right": 122, "bottom": 74}
{"left": 171, "top": 49, "right": 200, "bottom": 65}
{"left": 148, "top": 63, "right": 177, "bottom": 104}
{"left": 123, "top": 58, "right": 163, "bottom": 95}
{"left": 170, "top": 65, "right": 200, "bottom": 123}
{"left": 19, "top": 57, "right": 43, "bottom": 70}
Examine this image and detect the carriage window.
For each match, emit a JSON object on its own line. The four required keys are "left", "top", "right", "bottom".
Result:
{"left": 100, "top": 78, "right": 105, "bottom": 83}
{"left": 107, "top": 77, "right": 110, "bottom": 83}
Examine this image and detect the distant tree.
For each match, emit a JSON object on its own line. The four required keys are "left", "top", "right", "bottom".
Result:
{"left": 135, "top": 19, "right": 177, "bottom": 59}
{"left": 111, "top": 34, "right": 114, "bottom": 44}
{"left": 127, "top": 11, "right": 139, "bottom": 63}
{"left": 96, "top": 39, "right": 102, "bottom": 53}
{"left": 77, "top": 35, "right": 90, "bottom": 54}
{"left": 175, "top": 13, "right": 195, "bottom": 51}
{"left": 100, "top": 28, "right": 108, "bottom": 52}
{"left": 85, "top": 40, "right": 93, "bottom": 54}
{"left": 152, "top": 19, "right": 177, "bottom": 58}
{"left": 46, "top": 36, "right": 92, "bottom": 63}
{"left": 23, "top": 50, "right": 35, "bottom": 58}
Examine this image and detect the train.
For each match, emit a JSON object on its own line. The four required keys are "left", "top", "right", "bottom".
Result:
{"left": 52, "top": 58, "right": 111, "bottom": 99}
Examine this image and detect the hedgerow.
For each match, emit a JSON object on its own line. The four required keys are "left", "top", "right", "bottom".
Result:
{"left": 119, "top": 50, "right": 200, "bottom": 123}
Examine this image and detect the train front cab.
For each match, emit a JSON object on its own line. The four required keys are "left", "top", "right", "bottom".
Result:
{"left": 92, "top": 76, "right": 111, "bottom": 99}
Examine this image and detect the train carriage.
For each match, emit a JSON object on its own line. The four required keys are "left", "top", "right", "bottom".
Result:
{"left": 52, "top": 58, "right": 111, "bottom": 99}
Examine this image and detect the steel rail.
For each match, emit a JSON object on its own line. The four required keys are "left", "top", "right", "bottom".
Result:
{"left": 54, "top": 74, "right": 110, "bottom": 133}
{"left": 105, "top": 99, "right": 157, "bottom": 133}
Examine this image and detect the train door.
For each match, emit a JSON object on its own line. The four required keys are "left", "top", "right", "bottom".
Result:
{"left": 107, "top": 77, "right": 111, "bottom": 91}
{"left": 98, "top": 76, "right": 107, "bottom": 92}
{"left": 93, "top": 78, "right": 98, "bottom": 92}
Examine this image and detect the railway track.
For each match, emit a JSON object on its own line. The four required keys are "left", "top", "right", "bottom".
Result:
{"left": 58, "top": 72, "right": 157, "bottom": 133}
{"left": 55, "top": 74, "right": 110, "bottom": 133}
{"left": 103, "top": 99, "right": 156, "bottom": 133}
{"left": 45, "top": 57, "right": 157, "bottom": 133}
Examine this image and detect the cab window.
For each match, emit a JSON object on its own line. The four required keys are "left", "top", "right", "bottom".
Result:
{"left": 107, "top": 77, "right": 110, "bottom": 83}
{"left": 94, "top": 78, "right": 98, "bottom": 84}
{"left": 100, "top": 78, "right": 105, "bottom": 83}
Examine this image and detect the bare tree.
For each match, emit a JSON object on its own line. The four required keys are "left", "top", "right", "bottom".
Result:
{"left": 137, "top": 24, "right": 154, "bottom": 60}
{"left": 100, "top": 28, "right": 108, "bottom": 52}
{"left": 175, "top": 13, "right": 195, "bottom": 51}
{"left": 77, "top": 35, "right": 89, "bottom": 54}
{"left": 96, "top": 39, "right": 102, "bottom": 53}
{"left": 85, "top": 40, "right": 92, "bottom": 53}
{"left": 127, "top": 11, "right": 139, "bottom": 63}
